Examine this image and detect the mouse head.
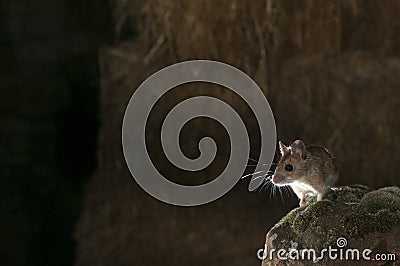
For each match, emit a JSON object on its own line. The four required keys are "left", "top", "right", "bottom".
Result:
{"left": 272, "top": 140, "right": 309, "bottom": 186}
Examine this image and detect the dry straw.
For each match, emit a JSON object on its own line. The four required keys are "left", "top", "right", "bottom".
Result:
{"left": 75, "top": 1, "right": 400, "bottom": 265}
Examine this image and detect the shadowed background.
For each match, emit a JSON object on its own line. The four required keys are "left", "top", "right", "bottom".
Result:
{"left": 1, "top": 0, "right": 399, "bottom": 265}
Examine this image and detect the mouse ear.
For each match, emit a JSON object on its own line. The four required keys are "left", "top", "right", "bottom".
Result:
{"left": 279, "top": 141, "right": 289, "bottom": 155}
{"left": 291, "top": 140, "right": 307, "bottom": 159}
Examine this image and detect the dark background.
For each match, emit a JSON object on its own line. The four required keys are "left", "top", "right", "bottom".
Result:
{"left": 1, "top": 1, "right": 400, "bottom": 265}
{"left": 1, "top": 0, "right": 112, "bottom": 265}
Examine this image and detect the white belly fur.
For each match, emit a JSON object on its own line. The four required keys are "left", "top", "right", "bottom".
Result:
{"left": 291, "top": 181, "right": 318, "bottom": 196}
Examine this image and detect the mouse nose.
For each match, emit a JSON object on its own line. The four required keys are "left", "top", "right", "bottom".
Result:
{"left": 272, "top": 174, "right": 285, "bottom": 185}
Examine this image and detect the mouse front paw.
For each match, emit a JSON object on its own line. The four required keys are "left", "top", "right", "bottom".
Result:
{"left": 299, "top": 197, "right": 307, "bottom": 208}
{"left": 317, "top": 193, "right": 323, "bottom": 201}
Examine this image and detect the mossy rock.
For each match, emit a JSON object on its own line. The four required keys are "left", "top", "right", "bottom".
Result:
{"left": 262, "top": 185, "right": 400, "bottom": 266}
{"left": 360, "top": 187, "right": 400, "bottom": 213}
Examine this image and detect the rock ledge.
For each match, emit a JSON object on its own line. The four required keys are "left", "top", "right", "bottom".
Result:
{"left": 262, "top": 185, "right": 400, "bottom": 265}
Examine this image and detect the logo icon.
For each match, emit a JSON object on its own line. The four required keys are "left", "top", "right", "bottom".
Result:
{"left": 122, "top": 60, "right": 276, "bottom": 206}
{"left": 336, "top": 237, "right": 348, "bottom": 248}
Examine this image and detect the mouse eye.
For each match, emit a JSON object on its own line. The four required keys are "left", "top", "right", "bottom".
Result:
{"left": 285, "top": 164, "right": 294, "bottom": 172}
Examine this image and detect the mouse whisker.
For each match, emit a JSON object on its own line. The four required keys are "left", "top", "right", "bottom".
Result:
{"left": 272, "top": 184, "right": 276, "bottom": 201}
{"left": 248, "top": 157, "right": 277, "bottom": 166}
{"left": 279, "top": 186, "right": 285, "bottom": 204}
{"left": 263, "top": 180, "right": 272, "bottom": 193}
{"left": 254, "top": 178, "right": 265, "bottom": 193}
{"left": 245, "top": 164, "right": 275, "bottom": 170}
{"left": 257, "top": 180, "right": 265, "bottom": 194}
{"left": 252, "top": 174, "right": 268, "bottom": 183}
{"left": 282, "top": 186, "right": 289, "bottom": 198}
{"left": 241, "top": 171, "right": 267, "bottom": 179}
{"left": 257, "top": 178, "right": 271, "bottom": 194}
{"left": 286, "top": 186, "right": 296, "bottom": 198}
{"left": 248, "top": 157, "right": 259, "bottom": 163}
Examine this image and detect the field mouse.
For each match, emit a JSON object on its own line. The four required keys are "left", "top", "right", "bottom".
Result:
{"left": 272, "top": 140, "right": 338, "bottom": 208}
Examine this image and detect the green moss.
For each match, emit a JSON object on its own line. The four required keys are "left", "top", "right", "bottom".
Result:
{"left": 268, "top": 186, "right": 400, "bottom": 251}
{"left": 374, "top": 209, "right": 400, "bottom": 232}
{"left": 275, "top": 208, "right": 300, "bottom": 229}
{"left": 323, "top": 228, "right": 342, "bottom": 247}
{"left": 344, "top": 187, "right": 400, "bottom": 237}
{"left": 275, "top": 186, "right": 371, "bottom": 234}
{"left": 378, "top": 186, "right": 400, "bottom": 197}
{"left": 343, "top": 184, "right": 371, "bottom": 199}
{"left": 326, "top": 185, "right": 370, "bottom": 203}
{"left": 291, "top": 200, "right": 334, "bottom": 233}
{"left": 345, "top": 209, "right": 400, "bottom": 238}
{"left": 292, "top": 212, "right": 311, "bottom": 233}
{"left": 265, "top": 186, "right": 400, "bottom": 266}
{"left": 344, "top": 211, "right": 377, "bottom": 237}
{"left": 360, "top": 187, "right": 400, "bottom": 213}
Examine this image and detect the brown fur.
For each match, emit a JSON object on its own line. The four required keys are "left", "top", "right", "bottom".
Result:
{"left": 273, "top": 140, "right": 338, "bottom": 207}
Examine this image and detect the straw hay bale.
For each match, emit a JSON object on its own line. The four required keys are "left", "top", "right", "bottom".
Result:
{"left": 75, "top": 1, "right": 400, "bottom": 265}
